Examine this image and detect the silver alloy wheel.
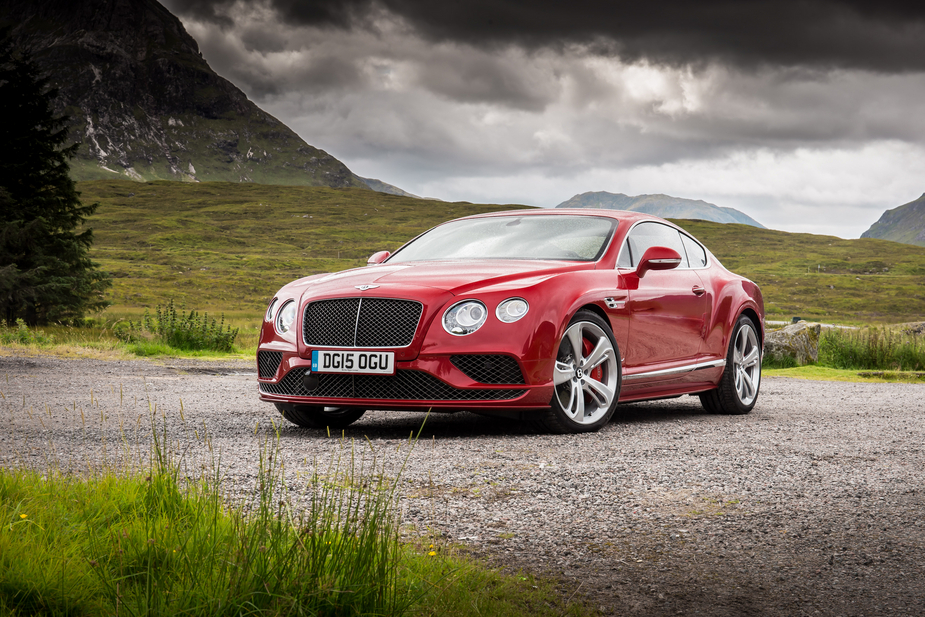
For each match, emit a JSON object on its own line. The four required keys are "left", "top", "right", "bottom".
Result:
{"left": 733, "top": 323, "right": 761, "bottom": 406}
{"left": 552, "top": 320, "right": 619, "bottom": 425}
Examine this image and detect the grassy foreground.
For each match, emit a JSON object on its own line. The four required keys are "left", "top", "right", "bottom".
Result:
{"left": 0, "top": 428, "right": 593, "bottom": 617}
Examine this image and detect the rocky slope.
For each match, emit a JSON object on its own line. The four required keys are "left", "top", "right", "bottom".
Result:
{"left": 861, "top": 193, "right": 925, "bottom": 246}
{"left": 556, "top": 191, "right": 765, "bottom": 227}
{"left": 0, "top": 0, "right": 368, "bottom": 188}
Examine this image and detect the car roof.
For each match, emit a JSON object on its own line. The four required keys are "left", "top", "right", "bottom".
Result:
{"left": 458, "top": 208, "right": 670, "bottom": 226}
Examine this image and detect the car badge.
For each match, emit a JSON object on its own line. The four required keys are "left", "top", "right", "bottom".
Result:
{"left": 355, "top": 284, "right": 379, "bottom": 291}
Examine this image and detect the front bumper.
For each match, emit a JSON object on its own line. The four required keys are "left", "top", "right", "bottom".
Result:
{"left": 256, "top": 350, "right": 553, "bottom": 411}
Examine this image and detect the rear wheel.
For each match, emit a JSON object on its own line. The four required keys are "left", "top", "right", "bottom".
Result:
{"left": 699, "top": 315, "right": 761, "bottom": 415}
{"left": 537, "top": 310, "right": 621, "bottom": 434}
{"left": 274, "top": 403, "right": 365, "bottom": 429}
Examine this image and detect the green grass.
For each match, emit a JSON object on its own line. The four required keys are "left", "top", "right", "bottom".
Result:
{"left": 0, "top": 426, "right": 595, "bottom": 617}
{"left": 763, "top": 365, "right": 925, "bottom": 383}
{"left": 818, "top": 326, "right": 925, "bottom": 371}
{"left": 0, "top": 317, "right": 259, "bottom": 361}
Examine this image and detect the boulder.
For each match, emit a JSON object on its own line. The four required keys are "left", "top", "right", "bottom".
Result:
{"left": 764, "top": 322, "right": 823, "bottom": 365}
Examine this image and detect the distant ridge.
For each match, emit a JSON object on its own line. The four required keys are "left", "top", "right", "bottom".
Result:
{"left": 361, "top": 177, "right": 421, "bottom": 198}
{"left": 556, "top": 192, "right": 765, "bottom": 228}
{"left": 861, "top": 193, "right": 925, "bottom": 246}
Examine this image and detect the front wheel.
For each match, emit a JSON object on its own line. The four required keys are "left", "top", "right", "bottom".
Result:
{"left": 274, "top": 403, "right": 366, "bottom": 429}
{"left": 537, "top": 310, "right": 621, "bottom": 434}
{"left": 700, "top": 315, "right": 761, "bottom": 415}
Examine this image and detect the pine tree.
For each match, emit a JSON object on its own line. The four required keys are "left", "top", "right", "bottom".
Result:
{"left": 0, "top": 29, "right": 111, "bottom": 325}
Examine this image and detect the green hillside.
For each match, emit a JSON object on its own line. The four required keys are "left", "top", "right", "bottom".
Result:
{"left": 79, "top": 180, "right": 530, "bottom": 313}
{"left": 78, "top": 180, "right": 925, "bottom": 324}
{"left": 861, "top": 193, "right": 925, "bottom": 247}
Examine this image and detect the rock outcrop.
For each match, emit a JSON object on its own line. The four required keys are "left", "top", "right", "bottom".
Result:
{"left": 764, "top": 321, "right": 823, "bottom": 365}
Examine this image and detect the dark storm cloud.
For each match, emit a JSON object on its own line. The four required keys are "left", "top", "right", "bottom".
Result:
{"left": 167, "top": 0, "right": 925, "bottom": 71}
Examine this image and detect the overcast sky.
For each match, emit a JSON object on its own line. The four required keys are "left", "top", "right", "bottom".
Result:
{"left": 160, "top": 0, "right": 925, "bottom": 238}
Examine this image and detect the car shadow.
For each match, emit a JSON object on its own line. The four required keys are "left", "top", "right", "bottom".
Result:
{"left": 273, "top": 396, "right": 715, "bottom": 440}
{"left": 613, "top": 397, "right": 713, "bottom": 425}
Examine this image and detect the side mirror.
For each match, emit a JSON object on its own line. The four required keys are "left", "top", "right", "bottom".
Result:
{"left": 367, "top": 250, "right": 390, "bottom": 265}
{"left": 636, "top": 246, "right": 682, "bottom": 278}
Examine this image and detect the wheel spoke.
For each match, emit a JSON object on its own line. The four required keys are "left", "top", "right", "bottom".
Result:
{"left": 742, "top": 347, "right": 760, "bottom": 369}
{"left": 553, "top": 361, "right": 574, "bottom": 385}
{"left": 564, "top": 383, "right": 584, "bottom": 420}
{"left": 583, "top": 377, "right": 614, "bottom": 409}
{"left": 740, "top": 369, "right": 756, "bottom": 400}
{"left": 566, "top": 324, "right": 585, "bottom": 362}
{"left": 582, "top": 338, "right": 612, "bottom": 371}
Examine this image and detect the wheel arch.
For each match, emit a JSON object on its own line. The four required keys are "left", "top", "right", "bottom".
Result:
{"left": 739, "top": 306, "right": 764, "bottom": 346}
{"left": 575, "top": 302, "right": 609, "bottom": 325}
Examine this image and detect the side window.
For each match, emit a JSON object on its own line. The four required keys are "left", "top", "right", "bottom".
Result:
{"left": 617, "top": 222, "right": 689, "bottom": 268}
{"left": 680, "top": 233, "right": 708, "bottom": 268}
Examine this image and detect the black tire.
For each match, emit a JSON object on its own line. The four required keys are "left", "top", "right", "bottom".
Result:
{"left": 699, "top": 314, "right": 761, "bottom": 415}
{"left": 274, "top": 403, "right": 366, "bottom": 429}
{"left": 536, "top": 310, "right": 622, "bottom": 434}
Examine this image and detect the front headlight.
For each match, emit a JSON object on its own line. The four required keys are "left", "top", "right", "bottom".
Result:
{"left": 496, "top": 298, "right": 529, "bottom": 323}
{"left": 443, "top": 300, "right": 488, "bottom": 335}
{"left": 275, "top": 300, "right": 297, "bottom": 334}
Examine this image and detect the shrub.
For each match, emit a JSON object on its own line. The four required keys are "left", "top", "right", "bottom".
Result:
{"left": 818, "top": 327, "right": 925, "bottom": 371}
{"left": 0, "top": 319, "right": 52, "bottom": 345}
{"left": 115, "top": 300, "right": 239, "bottom": 352}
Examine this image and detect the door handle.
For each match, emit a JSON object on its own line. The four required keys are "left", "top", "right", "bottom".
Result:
{"left": 692, "top": 286, "right": 706, "bottom": 296}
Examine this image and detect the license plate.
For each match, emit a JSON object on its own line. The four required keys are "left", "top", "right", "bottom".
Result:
{"left": 311, "top": 350, "right": 395, "bottom": 375}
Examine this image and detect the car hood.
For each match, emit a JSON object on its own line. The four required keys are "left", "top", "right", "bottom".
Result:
{"left": 303, "top": 259, "right": 595, "bottom": 296}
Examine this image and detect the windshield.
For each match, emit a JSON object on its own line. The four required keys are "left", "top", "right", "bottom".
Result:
{"left": 387, "top": 215, "right": 617, "bottom": 263}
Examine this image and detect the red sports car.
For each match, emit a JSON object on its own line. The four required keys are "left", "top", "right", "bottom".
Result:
{"left": 257, "top": 209, "right": 763, "bottom": 433}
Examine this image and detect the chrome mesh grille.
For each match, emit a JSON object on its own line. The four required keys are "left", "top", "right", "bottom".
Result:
{"left": 257, "top": 351, "right": 283, "bottom": 379}
{"left": 303, "top": 298, "right": 423, "bottom": 348}
{"left": 451, "top": 355, "right": 526, "bottom": 384}
{"left": 259, "top": 368, "right": 525, "bottom": 401}
{"left": 304, "top": 298, "right": 360, "bottom": 347}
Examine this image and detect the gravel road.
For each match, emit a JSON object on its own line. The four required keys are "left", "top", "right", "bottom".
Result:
{"left": 2, "top": 354, "right": 924, "bottom": 616}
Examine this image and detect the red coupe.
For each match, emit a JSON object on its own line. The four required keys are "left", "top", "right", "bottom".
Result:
{"left": 257, "top": 209, "right": 764, "bottom": 433}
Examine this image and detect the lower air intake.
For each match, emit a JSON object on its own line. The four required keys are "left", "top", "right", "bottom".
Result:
{"left": 257, "top": 351, "right": 283, "bottom": 379}
{"left": 259, "top": 369, "right": 525, "bottom": 401}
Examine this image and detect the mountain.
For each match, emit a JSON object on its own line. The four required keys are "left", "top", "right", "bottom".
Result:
{"left": 0, "top": 0, "right": 368, "bottom": 188}
{"left": 556, "top": 192, "right": 765, "bottom": 227}
{"left": 861, "top": 194, "right": 925, "bottom": 246}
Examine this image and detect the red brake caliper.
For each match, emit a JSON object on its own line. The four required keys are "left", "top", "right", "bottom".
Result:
{"left": 582, "top": 338, "right": 604, "bottom": 382}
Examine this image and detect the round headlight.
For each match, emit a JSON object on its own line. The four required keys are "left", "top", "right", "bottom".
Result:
{"left": 443, "top": 300, "right": 488, "bottom": 335}
{"left": 265, "top": 297, "right": 279, "bottom": 322}
{"left": 275, "top": 300, "right": 297, "bottom": 334}
{"left": 496, "top": 298, "right": 529, "bottom": 323}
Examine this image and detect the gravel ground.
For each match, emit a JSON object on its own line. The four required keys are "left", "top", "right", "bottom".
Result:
{"left": 2, "top": 354, "right": 924, "bottom": 616}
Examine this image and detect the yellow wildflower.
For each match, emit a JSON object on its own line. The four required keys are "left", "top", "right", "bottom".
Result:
{"left": 19, "top": 514, "right": 27, "bottom": 519}
{"left": 428, "top": 551, "right": 436, "bottom": 556}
